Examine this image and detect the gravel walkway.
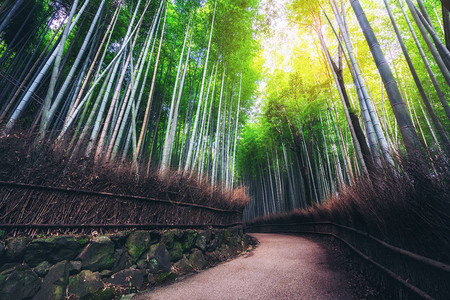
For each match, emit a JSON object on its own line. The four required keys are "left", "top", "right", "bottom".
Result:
{"left": 135, "top": 233, "right": 359, "bottom": 300}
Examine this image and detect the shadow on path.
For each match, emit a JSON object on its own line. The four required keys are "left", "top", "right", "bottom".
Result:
{"left": 134, "top": 233, "right": 359, "bottom": 300}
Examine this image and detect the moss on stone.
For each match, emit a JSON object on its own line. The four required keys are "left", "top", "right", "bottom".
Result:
{"left": 33, "top": 260, "right": 51, "bottom": 277}
{"left": 79, "top": 236, "right": 115, "bottom": 271}
{"left": 77, "top": 236, "right": 90, "bottom": 246}
{"left": 103, "top": 256, "right": 115, "bottom": 270}
{"left": 36, "top": 236, "right": 58, "bottom": 243}
{"left": 51, "top": 284, "right": 65, "bottom": 300}
{"left": 182, "top": 231, "right": 198, "bottom": 251}
{"left": 187, "top": 249, "right": 206, "bottom": 270}
{"left": 161, "top": 231, "right": 175, "bottom": 249}
{"left": 169, "top": 242, "right": 183, "bottom": 262}
{"left": 0, "top": 265, "right": 41, "bottom": 299}
{"left": 125, "top": 232, "right": 151, "bottom": 262}
{"left": 172, "top": 229, "right": 184, "bottom": 239}
{"left": 88, "top": 287, "right": 115, "bottom": 300}
{"left": 223, "top": 229, "right": 231, "bottom": 244}
{"left": 24, "top": 236, "right": 84, "bottom": 267}
{"left": 147, "top": 258, "right": 158, "bottom": 272}
{"left": 68, "top": 270, "right": 103, "bottom": 298}
{"left": 195, "top": 234, "right": 208, "bottom": 251}
{"left": 136, "top": 258, "right": 147, "bottom": 269}
{"left": 6, "top": 238, "right": 28, "bottom": 261}
{"left": 154, "top": 272, "right": 176, "bottom": 283}
{"left": 147, "top": 243, "right": 171, "bottom": 272}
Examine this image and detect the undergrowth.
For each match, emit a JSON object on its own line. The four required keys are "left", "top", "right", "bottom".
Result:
{"left": 248, "top": 155, "right": 450, "bottom": 263}
{"left": 0, "top": 132, "right": 250, "bottom": 220}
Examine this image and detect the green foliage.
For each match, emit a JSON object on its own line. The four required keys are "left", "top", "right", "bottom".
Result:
{"left": 239, "top": 64, "right": 328, "bottom": 178}
{"left": 237, "top": 120, "right": 270, "bottom": 176}
{"left": 240, "top": 0, "right": 449, "bottom": 221}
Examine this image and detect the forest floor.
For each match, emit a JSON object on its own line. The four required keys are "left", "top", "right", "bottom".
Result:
{"left": 132, "top": 233, "right": 384, "bottom": 300}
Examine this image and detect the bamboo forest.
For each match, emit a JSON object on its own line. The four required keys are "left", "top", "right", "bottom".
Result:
{"left": 0, "top": 0, "right": 449, "bottom": 208}
{"left": 0, "top": 0, "right": 449, "bottom": 207}
{"left": 0, "top": 0, "right": 449, "bottom": 297}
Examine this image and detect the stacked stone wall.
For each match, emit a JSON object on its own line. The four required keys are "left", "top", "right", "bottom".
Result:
{"left": 0, "top": 226, "right": 251, "bottom": 299}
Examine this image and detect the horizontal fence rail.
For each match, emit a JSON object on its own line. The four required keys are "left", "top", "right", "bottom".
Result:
{"left": 246, "top": 222, "right": 449, "bottom": 300}
{"left": 0, "top": 223, "right": 243, "bottom": 230}
{"left": 0, "top": 181, "right": 243, "bottom": 234}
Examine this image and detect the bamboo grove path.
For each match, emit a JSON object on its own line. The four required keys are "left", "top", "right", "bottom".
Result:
{"left": 135, "top": 233, "right": 359, "bottom": 300}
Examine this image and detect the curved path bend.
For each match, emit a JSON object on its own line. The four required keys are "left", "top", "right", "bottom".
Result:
{"left": 135, "top": 233, "right": 358, "bottom": 300}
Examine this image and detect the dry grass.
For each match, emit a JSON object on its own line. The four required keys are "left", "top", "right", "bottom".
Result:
{"left": 248, "top": 156, "right": 450, "bottom": 263}
{"left": 230, "top": 186, "right": 250, "bottom": 208}
{"left": 0, "top": 132, "right": 250, "bottom": 228}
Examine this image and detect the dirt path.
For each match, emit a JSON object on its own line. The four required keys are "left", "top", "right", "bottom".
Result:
{"left": 134, "top": 233, "right": 359, "bottom": 300}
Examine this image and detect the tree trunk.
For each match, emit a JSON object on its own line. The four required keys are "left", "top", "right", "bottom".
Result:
{"left": 0, "top": 0, "right": 24, "bottom": 34}
{"left": 318, "top": 27, "right": 373, "bottom": 173}
{"left": 398, "top": 0, "right": 450, "bottom": 120}
{"left": 161, "top": 14, "right": 192, "bottom": 172}
{"left": 405, "top": 0, "right": 450, "bottom": 85}
{"left": 328, "top": 1, "right": 390, "bottom": 166}
{"left": 184, "top": 0, "right": 217, "bottom": 172}
{"left": 66, "top": 4, "right": 121, "bottom": 125}
{"left": 413, "top": 2, "right": 450, "bottom": 70}
{"left": 43, "top": 0, "right": 105, "bottom": 137}
{"left": 350, "top": 0, "right": 423, "bottom": 159}
{"left": 136, "top": 0, "right": 168, "bottom": 159}
{"left": 383, "top": 0, "right": 449, "bottom": 153}
{"left": 443, "top": 4, "right": 450, "bottom": 51}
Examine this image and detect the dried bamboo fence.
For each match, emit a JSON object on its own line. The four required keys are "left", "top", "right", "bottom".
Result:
{"left": 246, "top": 222, "right": 450, "bottom": 300}
{"left": 0, "top": 181, "right": 242, "bottom": 236}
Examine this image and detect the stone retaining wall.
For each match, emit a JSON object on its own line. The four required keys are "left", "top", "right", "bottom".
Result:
{"left": 0, "top": 226, "right": 251, "bottom": 299}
